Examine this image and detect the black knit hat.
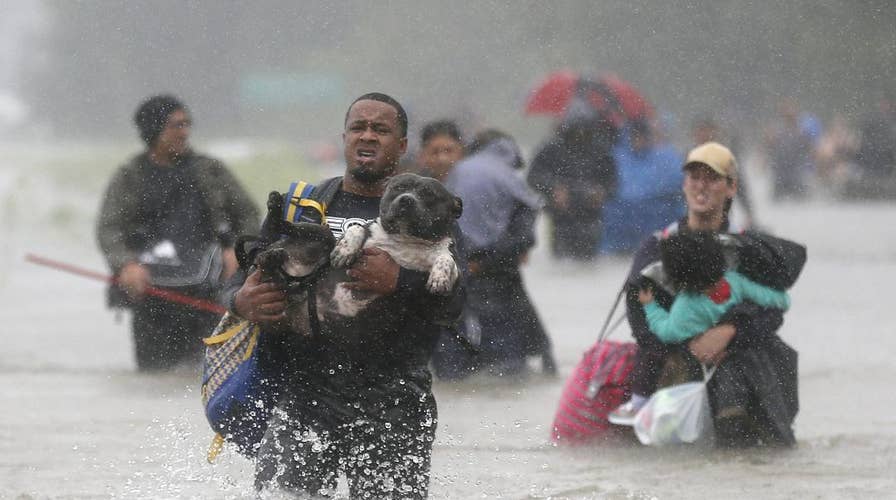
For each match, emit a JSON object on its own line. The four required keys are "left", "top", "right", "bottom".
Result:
{"left": 134, "top": 94, "right": 186, "bottom": 146}
{"left": 660, "top": 230, "right": 726, "bottom": 292}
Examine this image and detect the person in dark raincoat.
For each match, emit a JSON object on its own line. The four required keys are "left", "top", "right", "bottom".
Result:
{"left": 222, "top": 93, "right": 463, "bottom": 498}
{"left": 610, "top": 142, "right": 801, "bottom": 447}
{"left": 528, "top": 98, "right": 618, "bottom": 260}
{"left": 97, "top": 95, "right": 259, "bottom": 371}
{"left": 764, "top": 98, "right": 814, "bottom": 200}
{"left": 444, "top": 130, "right": 556, "bottom": 378}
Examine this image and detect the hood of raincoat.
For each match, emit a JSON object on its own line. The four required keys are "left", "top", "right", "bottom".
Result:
{"left": 445, "top": 139, "right": 543, "bottom": 250}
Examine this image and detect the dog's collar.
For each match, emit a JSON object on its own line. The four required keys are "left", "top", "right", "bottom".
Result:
{"left": 280, "top": 256, "right": 331, "bottom": 296}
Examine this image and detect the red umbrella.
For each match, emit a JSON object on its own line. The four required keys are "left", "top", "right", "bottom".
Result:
{"left": 525, "top": 70, "right": 653, "bottom": 127}
{"left": 523, "top": 70, "right": 579, "bottom": 116}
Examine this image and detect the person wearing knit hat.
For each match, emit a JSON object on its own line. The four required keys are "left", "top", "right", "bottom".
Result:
{"left": 134, "top": 94, "right": 186, "bottom": 147}
{"left": 97, "top": 94, "right": 259, "bottom": 372}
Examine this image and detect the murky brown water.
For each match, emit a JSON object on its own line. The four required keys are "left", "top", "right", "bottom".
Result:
{"left": 2, "top": 148, "right": 895, "bottom": 499}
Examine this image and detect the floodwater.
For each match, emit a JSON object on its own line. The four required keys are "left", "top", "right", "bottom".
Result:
{"left": 2, "top": 145, "right": 895, "bottom": 499}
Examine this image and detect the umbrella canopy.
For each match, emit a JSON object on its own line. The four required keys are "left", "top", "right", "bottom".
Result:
{"left": 525, "top": 70, "right": 653, "bottom": 127}
{"left": 523, "top": 70, "right": 579, "bottom": 116}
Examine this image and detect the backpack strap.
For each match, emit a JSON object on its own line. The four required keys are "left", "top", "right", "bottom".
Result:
{"left": 283, "top": 181, "right": 325, "bottom": 224}
{"left": 282, "top": 176, "right": 343, "bottom": 226}
{"left": 310, "top": 176, "right": 343, "bottom": 211}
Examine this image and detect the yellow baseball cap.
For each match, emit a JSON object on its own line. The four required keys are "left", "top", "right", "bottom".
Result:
{"left": 683, "top": 142, "right": 737, "bottom": 180}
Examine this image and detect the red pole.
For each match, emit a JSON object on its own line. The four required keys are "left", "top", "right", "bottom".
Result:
{"left": 25, "top": 253, "right": 227, "bottom": 315}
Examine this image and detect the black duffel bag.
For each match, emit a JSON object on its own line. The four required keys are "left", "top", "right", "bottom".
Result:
{"left": 107, "top": 241, "right": 224, "bottom": 308}
{"left": 729, "top": 230, "right": 807, "bottom": 290}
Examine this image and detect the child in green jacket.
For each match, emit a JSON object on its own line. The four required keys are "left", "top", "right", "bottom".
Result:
{"left": 640, "top": 231, "right": 790, "bottom": 344}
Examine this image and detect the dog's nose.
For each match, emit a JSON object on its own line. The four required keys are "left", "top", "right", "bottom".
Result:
{"left": 395, "top": 193, "right": 417, "bottom": 210}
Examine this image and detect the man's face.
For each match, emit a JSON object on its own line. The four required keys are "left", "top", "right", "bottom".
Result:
{"left": 154, "top": 109, "right": 191, "bottom": 158}
{"left": 418, "top": 134, "right": 463, "bottom": 179}
{"left": 343, "top": 100, "right": 407, "bottom": 184}
{"left": 683, "top": 164, "right": 736, "bottom": 217}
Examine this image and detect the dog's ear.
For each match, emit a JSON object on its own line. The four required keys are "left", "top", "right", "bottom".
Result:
{"left": 267, "top": 191, "right": 284, "bottom": 213}
{"left": 452, "top": 196, "right": 463, "bottom": 219}
{"left": 260, "top": 191, "right": 289, "bottom": 236}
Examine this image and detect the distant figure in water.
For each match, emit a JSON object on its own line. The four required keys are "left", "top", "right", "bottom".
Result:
{"left": 445, "top": 129, "right": 556, "bottom": 378}
{"left": 96, "top": 94, "right": 258, "bottom": 372}
{"left": 416, "top": 119, "right": 465, "bottom": 183}
{"left": 764, "top": 98, "right": 815, "bottom": 200}
{"left": 528, "top": 103, "right": 618, "bottom": 260}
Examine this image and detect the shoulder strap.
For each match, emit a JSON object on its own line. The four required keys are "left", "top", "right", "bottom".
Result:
{"left": 311, "top": 176, "right": 343, "bottom": 206}
{"left": 283, "top": 180, "right": 320, "bottom": 223}
{"left": 282, "top": 176, "right": 343, "bottom": 225}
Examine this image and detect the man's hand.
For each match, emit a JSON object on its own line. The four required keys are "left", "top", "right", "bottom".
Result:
{"left": 688, "top": 323, "right": 736, "bottom": 364}
{"left": 233, "top": 269, "right": 287, "bottom": 322}
{"left": 118, "top": 262, "right": 151, "bottom": 299}
{"left": 221, "top": 247, "right": 239, "bottom": 281}
{"left": 345, "top": 247, "right": 399, "bottom": 295}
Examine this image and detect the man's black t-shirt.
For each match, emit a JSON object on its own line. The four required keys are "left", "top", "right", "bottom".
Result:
{"left": 233, "top": 181, "right": 462, "bottom": 428}
{"left": 322, "top": 189, "right": 380, "bottom": 239}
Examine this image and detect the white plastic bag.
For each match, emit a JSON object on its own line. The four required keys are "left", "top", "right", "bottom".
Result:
{"left": 633, "top": 367, "right": 715, "bottom": 446}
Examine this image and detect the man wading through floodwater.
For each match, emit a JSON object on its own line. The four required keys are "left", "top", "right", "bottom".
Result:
{"left": 221, "top": 93, "right": 464, "bottom": 498}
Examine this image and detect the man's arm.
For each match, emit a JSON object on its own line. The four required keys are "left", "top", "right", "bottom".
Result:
{"left": 96, "top": 167, "right": 139, "bottom": 272}
{"left": 213, "top": 162, "right": 261, "bottom": 240}
{"left": 97, "top": 166, "right": 154, "bottom": 298}
{"left": 345, "top": 247, "right": 464, "bottom": 327}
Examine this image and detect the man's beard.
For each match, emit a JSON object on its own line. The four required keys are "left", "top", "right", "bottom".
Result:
{"left": 348, "top": 163, "right": 393, "bottom": 184}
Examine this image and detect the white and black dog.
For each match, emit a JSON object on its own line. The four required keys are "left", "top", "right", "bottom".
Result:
{"left": 253, "top": 172, "right": 462, "bottom": 335}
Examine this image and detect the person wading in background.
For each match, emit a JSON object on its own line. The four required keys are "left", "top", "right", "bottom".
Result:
{"left": 97, "top": 94, "right": 259, "bottom": 371}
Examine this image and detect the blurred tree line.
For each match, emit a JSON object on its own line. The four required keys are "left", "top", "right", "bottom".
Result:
{"left": 22, "top": 0, "right": 894, "bottom": 146}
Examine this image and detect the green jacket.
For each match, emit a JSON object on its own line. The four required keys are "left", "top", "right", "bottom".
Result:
{"left": 96, "top": 151, "right": 260, "bottom": 273}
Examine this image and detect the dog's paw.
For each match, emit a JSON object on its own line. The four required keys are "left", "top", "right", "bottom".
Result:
{"left": 426, "top": 255, "right": 459, "bottom": 295}
{"left": 330, "top": 226, "right": 366, "bottom": 268}
{"left": 331, "top": 283, "right": 374, "bottom": 317}
{"left": 330, "top": 240, "right": 361, "bottom": 268}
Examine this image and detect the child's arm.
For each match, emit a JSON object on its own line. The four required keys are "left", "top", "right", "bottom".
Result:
{"left": 728, "top": 271, "right": 791, "bottom": 311}
{"left": 644, "top": 296, "right": 709, "bottom": 344}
